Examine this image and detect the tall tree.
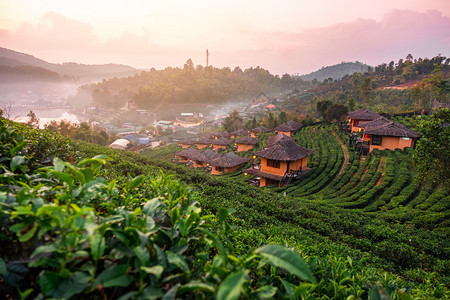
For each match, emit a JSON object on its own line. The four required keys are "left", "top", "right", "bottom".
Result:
{"left": 26, "top": 110, "right": 39, "bottom": 128}
{"left": 222, "top": 110, "right": 243, "bottom": 132}
{"left": 323, "top": 104, "right": 348, "bottom": 124}
{"left": 278, "top": 111, "right": 288, "bottom": 124}
{"left": 360, "top": 77, "right": 373, "bottom": 105}
{"left": 414, "top": 108, "right": 450, "bottom": 188}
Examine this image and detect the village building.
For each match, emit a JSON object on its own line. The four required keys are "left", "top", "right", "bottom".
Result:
{"left": 212, "top": 132, "right": 229, "bottom": 139}
{"left": 250, "top": 125, "right": 272, "bottom": 138}
{"left": 178, "top": 138, "right": 197, "bottom": 148}
{"left": 362, "top": 121, "right": 420, "bottom": 152}
{"left": 191, "top": 149, "right": 221, "bottom": 168}
{"left": 275, "top": 120, "right": 303, "bottom": 136}
{"left": 267, "top": 133, "right": 294, "bottom": 147}
{"left": 210, "top": 152, "right": 250, "bottom": 175}
{"left": 195, "top": 137, "right": 214, "bottom": 149}
{"left": 358, "top": 117, "right": 391, "bottom": 141}
{"left": 212, "top": 137, "right": 231, "bottom": 151}
{"left": 174, "top": 147, "right": 200, "bottom": 163}
{"left": 109, "top": 138, "right": 131, "bottom": 150}
{"left": 347, "top": 108, "right": 382, "bottom": 132}
{"left": 244, "top": 139, "right": 315, "bottom": 187}
{"left": 230, "top": 129, "right": 249, "bottom": 139}
{"left": 235, "top": 136, "right": 259, "bottom": 152}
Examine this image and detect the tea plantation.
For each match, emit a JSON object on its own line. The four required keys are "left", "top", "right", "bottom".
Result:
{"left": 0, "top": 118, "right": 448, "bottom": 299}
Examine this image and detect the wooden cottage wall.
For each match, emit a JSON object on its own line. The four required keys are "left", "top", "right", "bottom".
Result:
{"left": 213, "top": 145, "right": 226, "bottom": 151}
{"left": 260, "top": 158, "right": 288, "bottom": 176}
{"left": 237, "top": 144, "right": 254, "bottom": 152}
{"left": 369, "top": 136, "right": 415, "bottom": 152}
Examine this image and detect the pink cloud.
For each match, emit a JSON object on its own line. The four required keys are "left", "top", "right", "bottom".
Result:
{"left": 0, "top": 9, "right": 448, "bottom": 74}
{"left": 229, "top": 9, "right": 450, "bottom": 74}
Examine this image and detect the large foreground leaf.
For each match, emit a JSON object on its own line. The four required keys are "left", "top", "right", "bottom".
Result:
{"left": 255, "top": 244, "right": 316, "bottom": 283}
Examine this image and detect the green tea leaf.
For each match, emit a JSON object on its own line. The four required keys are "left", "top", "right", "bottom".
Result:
{"left": 129, "top": 175, "right": 144, "bottom": 189}
{"left": 280, "top": 278, "right": 296, "bottom": 300}
{"left": 39, "top": 271, "right": 60, "bottom": 296}
{"left": 53, "top": 157, "right": 65, "bottom": 172}
{"left": 90, "top": 233, "right": 105, "bottom": 261}
{"left": 218, "top": 208, "right": 229, "bottom": 223}
{"left": 10, "top": 140, "right": 27, "bottom": 156}
{"left": 255, "top": 244, "right": 316, "bottom": 283}
{"left": 199, "top": 228, "right": 228, "bottom": 264}
{"left": 370, "top": 284, "right": 391, "bottom": 300}
{"left": 31, "top": 244, "right": 59, "bottom": 258}
{"left": 162, "top": 283, "right": 180, "bottom": 300}
{"left": 50, "top": 171, "right": 74, "bottom": 188}
{"left": 0, "top": 258, "right": 6, "bottom": 277}
{"left": 10, "top": 156, "right": 25, "bottom": 172}
{"left": 143, "top": 198, "right": 162, "bottom": 216}
{"left": 167, "top": 251, "right": 190, "bottom": 276}
{"left": 252, "top": 285, "right": 277, "bottom": 299}
{"left": 170, "top": 207, "right": 180, "bottom": 226}
{"left": 141, "top": 265, "right": 164, "bottom": 279}
{"left": 133, "top": 245, "right": 150, "bottom": 266}
{"left": 217, "top": 271, "right": 248, "bottom": 300}
{"left": 178, "top": 281, "right": 215, "bottom": 294}
{"left": 93, "top": 264, "right": 133, "bottom": 289}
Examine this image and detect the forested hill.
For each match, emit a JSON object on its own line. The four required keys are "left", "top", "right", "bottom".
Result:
{"left": 0, "top": 47, "right": 139, "bottom": 80}
{"left": 300, "top": 61, "right": 371, "bottom": 82}
{"left": 78, "top": 61, "right": 309, "bottom": 109}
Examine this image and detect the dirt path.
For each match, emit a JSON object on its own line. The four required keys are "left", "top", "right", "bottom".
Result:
{"left": 332, "top": 131, "right": 349, "bottom": 176}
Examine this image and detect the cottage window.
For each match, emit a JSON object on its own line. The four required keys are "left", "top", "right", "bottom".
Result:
{"left": 401, "top": 137, "right": 410, "bottom": 140}
{"left": 372, "top": 135, "right": 382, "bottom": 145}
{"left": 215, "top": 166, "right": 224, "bottom": 172}
{"left": 267, "top": 159, "right": 281, "bottom": 168}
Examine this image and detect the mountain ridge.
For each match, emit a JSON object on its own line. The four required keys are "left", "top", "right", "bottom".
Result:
{"left": 300, "top": 61, "right": 371, "bottom": 82}
{"left": 0, "top": 47, "right": 140, "bottom": 80}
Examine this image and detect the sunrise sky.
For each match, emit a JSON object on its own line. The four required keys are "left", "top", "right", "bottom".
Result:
{"left": 0, "top": 0, "right": 449, "bottom": 75}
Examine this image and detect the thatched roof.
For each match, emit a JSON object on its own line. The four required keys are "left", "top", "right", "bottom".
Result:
{"left": 251, "top": 125, "right": 272, "bottom": 134}
{"left": 178, "top": 138, "right": 197, "bottom": 145}
{"left": 243, "top": 168, "right": 283, "bottom": 181}
{"left": 175, "top": 147, "right": 201, "bottom": 159}
{"left": 254, "top": 139, "right": 315, "bottom": 161}
{"left": 236, "top": 136, "right": 259, "bottom": 145}
{"left": 196, "top": 137, "right": 214, "bottom": 145}
{"left": 268, "top": 133, "right": 294, "bottom": 147}
{"left": 359, "top": 117, "right": 391, "bottom": 129}
{"left": 192, "top": 149, "right": 221, "bottom": 164}
{"left": 213, "top": 131, "right": 229, "bottom": 138}
{"left": 348, "top": 108, "right": 381, "bottom": 121}
{"left": 275, "top": 120, "right": 303, "bottom": 132}
{"left": 211, "top": 152, "right": 249, "bottom": 168}
{"left": 230, "top": 129, "right": 249, "bottom": 137}
{"left": 212, "top": 137, "right": 231, "bottom": 146}
{"left": 364, "top": 121, "right": 420, "bottom": 138}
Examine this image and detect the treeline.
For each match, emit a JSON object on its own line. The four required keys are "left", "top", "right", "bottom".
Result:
{"left": 309, "top": 54, "right": 449, "bottom": 116}
{"left": 44, "top": 120, "right": 113, "bottom": 146}
{"left": 79, "top": 60, "right": 309, "bottom": 109}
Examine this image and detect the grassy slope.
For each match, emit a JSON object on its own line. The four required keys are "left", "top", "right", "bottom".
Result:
{"left": 3, "top": 119, "right": 447, "bottom": 297}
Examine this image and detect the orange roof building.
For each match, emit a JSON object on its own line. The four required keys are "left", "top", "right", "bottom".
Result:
{"left": 274, "top": 120, "right": 303, "bottom": 136}
{"left": 244, "top": 139, "right": 315, "bottom": 187}
{"left": 347, "top": 108, "right": 382, "bottom": 133}
{"left": 210, "top": 152, "right": 249, "bottom": 175}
